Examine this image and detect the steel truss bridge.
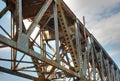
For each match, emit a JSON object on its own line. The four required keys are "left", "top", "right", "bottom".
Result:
{"left": 0, "top": 0, "right": 119, "bottom": 81}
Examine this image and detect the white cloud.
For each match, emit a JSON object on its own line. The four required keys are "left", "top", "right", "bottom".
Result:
{"left": 64, "top": 0, "right": 120, "bottom": 26}
{"left": 90, "top": 12, "right": 120, "bottom": 46}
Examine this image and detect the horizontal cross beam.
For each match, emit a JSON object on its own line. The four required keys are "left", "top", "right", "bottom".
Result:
{"left": 0, "top": 34, "right": 80, "bottom": 78}
{"left": 0, "top": 66, "right": 37, "bottom": 80}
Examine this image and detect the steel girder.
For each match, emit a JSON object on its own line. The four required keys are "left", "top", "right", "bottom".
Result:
{"left": 0, "top": 0, "right": 120, "bottom": 81}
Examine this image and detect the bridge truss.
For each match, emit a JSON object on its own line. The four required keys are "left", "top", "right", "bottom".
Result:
{"left": 0, "top": 0, "right": 120, "bottom": 81}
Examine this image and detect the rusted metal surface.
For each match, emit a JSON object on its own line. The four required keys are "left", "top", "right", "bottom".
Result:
{"left": 0, "top": 0, "right": 120, "bottom": 81}
{"left": 0, "top": 66, "right": 37, "bottom": 80}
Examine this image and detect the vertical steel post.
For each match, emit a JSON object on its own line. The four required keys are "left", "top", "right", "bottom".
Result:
{"left": 75, "top": 21, "right": 83, "bottom": 77}
{"left": 83, "top": 16, "right": 86, "bottom": 39}
{"left": 53, "top": 1, "right": 60, "bottom": 63}
{"left": 16, "top": 0, "right": 22, "bottom": 35}
{"left": 40, "top": 31, "right": 44, "bottom": 56}
{"left": 116, "top": 69, "right": 119, "bottom": 81}
{"left": 91, "top": 37, "right": 96, "bottom": 81}
{"left": 100, "top": 50, "right": 104, "bottom": 79}
{"left": 111, "top": 65, "right": 115, "bottom": 81}
{"left": 11, "top": 0, "right": 22, "bottom": 70}
{"left": 11, "top": 11, "right": 16, "bottom": 70}
{"left": 83, "top": 52, "right": 87, "bottom": 77}
{"left": 106, "top": 59, "right": 111, "bottom": 81}
{"left": 40, "top": 31, "right": 46, "bottom": 72}
{"left": 83, "top": 16, "right": 90, "bottom": 80}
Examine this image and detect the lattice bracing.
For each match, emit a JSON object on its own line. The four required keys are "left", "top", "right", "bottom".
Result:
{"left": 0, "top": 0, "right": 120, "bottom": 81}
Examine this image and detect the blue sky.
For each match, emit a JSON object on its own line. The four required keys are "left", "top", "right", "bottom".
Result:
{"left": 0, "top": 0, "right": 120, "bottom": 81}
